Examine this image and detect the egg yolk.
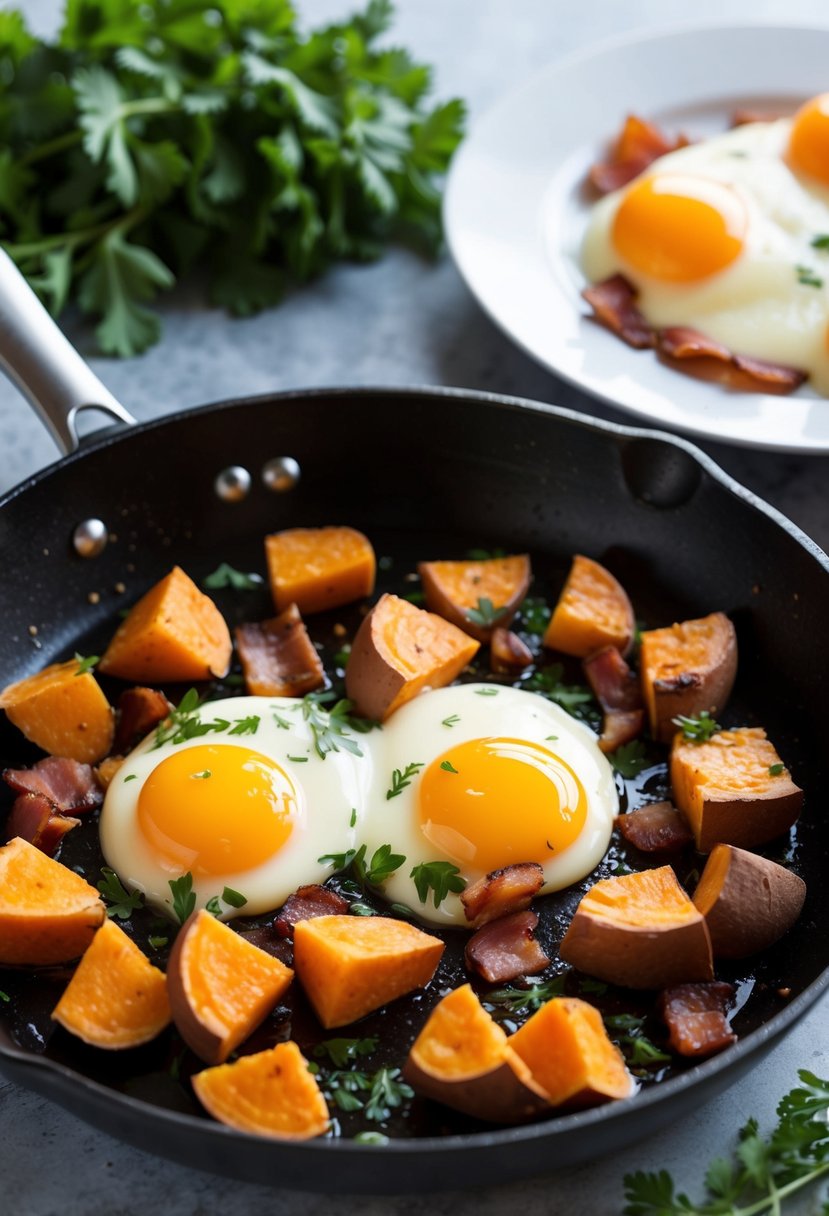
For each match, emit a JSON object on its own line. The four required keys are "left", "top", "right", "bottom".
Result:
{"left": 787, "top": 93, "right": 829, "bottom": 187}
{"left": 137, "top": 744, "right": 298, "bottom": 876}
{"left": 612, "top": 173, "right": 748, "bottom": 282}
{"left": 418, "top": 737, "right": 587, "bottom": 872}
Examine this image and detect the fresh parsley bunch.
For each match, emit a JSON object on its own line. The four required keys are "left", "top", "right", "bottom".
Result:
{"left": 0, "top": 0, "right": 465, "bottom": 355}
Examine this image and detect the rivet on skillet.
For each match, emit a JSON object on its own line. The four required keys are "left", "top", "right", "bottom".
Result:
{"left": 214, "top": 466, "right": 251, "bottom": 502}
{"left": 262, "top": 456, "right": 301, "bottom": 492}
{"left": 621, "top": 438, "right": 702, "bottom": 509}
{"left": 72, "top": 518, "right": 108, "bottom": 558}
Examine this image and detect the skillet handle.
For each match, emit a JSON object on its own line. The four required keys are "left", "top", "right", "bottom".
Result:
{"left": 0, "top": 249, "right": 136, "bottom": 455}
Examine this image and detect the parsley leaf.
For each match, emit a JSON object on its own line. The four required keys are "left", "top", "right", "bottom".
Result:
{"left": 202, "top": 562, "right": 264, "bottom": 590}
{"left": 73, "top": 652, "right": 100, "bottom": 675}
{"left": 313, "top": 1037, "right": 378, "bottom": 1068}
{"left": 318, "top": 843, "right": 404, "bottom": 888}
{"left": 608, "top": 739, "right": 649, "bottom": 778}
{"left": 465, "top": 597, "right": 507, "bottom": 628}
{"left": 673, "top": 711, "right": 722, "bottom": 742}
{"left": 812, "top": 234, "right": 829, "bottom": 251}
{"left": 364, "top": 1067, "right": 413, "bottom": 1122}
{"left": 518, "top": 595, "right": 550, "bottom": 636}
{"left": 97, "top": 867, "right": 144, "bottom": 919}
{"left": 302, "top": 694, "right": 370, "bottom": 760}
{"left": 604, "top": 1013, "right": 671, "bottom": 1072}
{"left": 485, "top": 975, "right": 567, "bottom": 1014}
{"left": 169, "top": 872, "right": 196, "bottom": 925}
{"left": 386, "top": 761, "right": 424, "bottom": 799}
{"left": 410, "top": 860, "right": 466, "bottom": 907}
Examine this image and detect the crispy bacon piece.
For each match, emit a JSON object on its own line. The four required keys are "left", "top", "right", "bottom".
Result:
{"left": 460, "top": 862, "right": 544, "bottom": 928}
{"left": 616, "top": 801, "right": 694, "bottom": 852}
{"left": 659, "top": 982, "right": 737, "bottom": 1057}
{"left": 583, "top": 646, "right": 644, "bottom": 755}
{"left": 3, "top": 755, "right": 102, "bottom": 813}
{"left": 114, "top": 686, "right": 172, "bottom": 753}
{"left": 465, "top": 910, "right": 550, "bottom": 984}
{"left": 274, "top": 884, "right": 350, "bottom": 938}
{"left": 235, "top": 603, "right": 325, "bottom": 698}
{"left": 589, "top": 114, "right": 689, "bottom": 195}
{"left": 657, "top": 327, "right": 808, "bottom": 393}
{"left": 582, "top": 275, "right": 655, "bottom": 350}
{"left": 490, "top": 627, "right": 533, "bottom": 675}
{"left": 237, "top": 925, "right": 294, "bottom": 968}
{"left": 5, "top": 792, "right": 80, "bottom": 856}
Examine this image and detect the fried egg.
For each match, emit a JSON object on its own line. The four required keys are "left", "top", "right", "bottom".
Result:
{"left": 581, "top": 95, "right": 829, "bottom": 394}
{"left": 360, "top": 684, "right": 618, "bottom": 926}
{"left": 100, "top": 696, "right": 370, "bottom": 920}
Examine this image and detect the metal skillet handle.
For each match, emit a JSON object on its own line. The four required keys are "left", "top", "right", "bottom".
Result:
{"left": 0, "top": 249, "right": 136, "bottom": 455}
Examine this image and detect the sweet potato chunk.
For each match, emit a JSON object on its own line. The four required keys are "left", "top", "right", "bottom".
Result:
{"left": 193, "top": 1041, "right": 330, "bottom": 1139}
{"left": 265, "top": 526, "right": 375, "bottom": 615}
{"left": 692, "top": 844, "right": 806, "bottom": 957}
{"left": 52, "top": 919, "right": 170, "bottom": 1049}
{"left": 0, "top": 660, "right": 114, "bottom": 764}
{"left": 418, "top": 555, "right": 531, "bottom": 642}
{"left": 509, "top": 997, "right": 634, "bottom": 1108}
{"left": 345, "top": 593, "right": 480, "bottom": 722}
{"left": 235, "top": 603, "right": 324, "bottom": 697}
{"left": 404, "top": 984, "right": 549, "bottom": 1123}
{"left": 559, "top": 866, "right": 713, "bottom": 989}
{"left": 670, "top": 728, "right": 803, "bottom": 852}
{"left": 167, "top": 910, "right": 294, "bottom": 1064}
{"left": 293, "top": 914, "right": 443, "bottom": 1029}
{"left": 0, "top": 837, "right": 105, "bottom": 965}
{"left": 640, "top": 612, "right": 737, "bottom": 744}
{"left": 543, "top": 555, "right": 634, "bottom": 657}
{"left": 98, "top": 567, "right": 231, "bottom": 682}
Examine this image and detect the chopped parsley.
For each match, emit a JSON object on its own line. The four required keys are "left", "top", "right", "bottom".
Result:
{"left": 465, "top": 597, "right": 507, "bottom": 628}
{"left": 604, "top": 1013, "right": 671, "bottom": 1072}
{"left": 148, "top": 935, "right": 168, "bottom": 950}
{"left": 474, "top": 687, "right": 499, "bottom": 697}
{"left": 202, "top": 563, "right": 263, "bottom": 590}
{"left": 97, "top": 867, "right": 144, "bottom": 919}
{"left": 302, "top": 693, "right": 369, "bottom": 760}
{"left": 439, "top": 760, "right": 458, "bottom": 773}
{"left": 485, "top": 975, "right": 567, "bottom": 1014}
{"left": 672, "top": 711, "right": 722, "bottom": 742}
{"left": 524, "top": 664, "right": 595, "bottom": 717}
{"left": 518, "top": 595, "right": 551, "bottom": 636}
{"left": 410, "top": 860, "right": 466, "bottom": 907}
{"left": 169, "top": 873, "right": 196, "bottom": 925}
{"left": 769, "top": 762, "right": 784, "bottom": 776}
{"left": 318, "top": 843, "right": 405, "bottom": 888}
{"left": 0, "top": 990, "right": 10, "bottom": 1003}
{"left": 152, "top": 688, "right": 263, "bottom": 748}
{"left": 608, "top": 739, "right": 649, "bottom": 778}
{"left": 811, "top": 234, "right": 829, "bottom": 251}
{"left": 796, "top": 264, "right": 823, "bottom": 288}
{"left": 73, "top": 652, "right": 99, "bottom": 676}
{"left": 386, "top": 761, "right": 424, "bottom": 799}
{"left": 442, "top": 714, "right": 460, "bottom": 727}
{"left": 313, "top": 1037, "right": 378, "bottom": 1068}
{"left": 191, "top": 769, "right": 212, "bottom": 779}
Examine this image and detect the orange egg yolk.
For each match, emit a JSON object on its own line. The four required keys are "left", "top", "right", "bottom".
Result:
{"left": 418, "top": 737, "right": 587, "bottom": 872}
{"left": 787, "top": 93, "right": 829, "bottom": 187}
{"left": 612, "top": 173, "right": 748, "bottom": 282}
{"left": 137, "top": 744, "right": 298, "bottom": 876}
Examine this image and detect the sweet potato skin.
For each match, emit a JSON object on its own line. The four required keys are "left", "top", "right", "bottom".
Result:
{"left": 640, "top": 612, "right": 737, "bottom": 744}
{"left": 671, "top": 727, "right": 803, "bottom": 852}
{"left": 99, "top": 566, "right": 231, "bottom": 682}
{"left": 0, "top": 660, "right": 114, "bottom": 764}
{"left": 692, "top": 844, "right": 806, "bottom": 958}
{"left": 0, "top": 837, "right": 105, "bottom": 965}
{"left": 418, "top": 555, "right": 531, "bottom": 642}
{"left": 345, "top": 593, "right": 479, "bottom": 722}
{"left": 559, "top": 867, "right": 714, "bottom": 989}
{"left": 404, "top": 1047, "right": 549, "bottom": 1123}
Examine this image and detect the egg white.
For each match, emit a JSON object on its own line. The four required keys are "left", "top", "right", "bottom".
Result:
{"left": 360, "top": 684, "right": 618, "bottom": 927}
{"left": 100, "top": 696, "right": 371, "bottom": 921}
{"left": 581, "top": 118, "right": 829, "bottom": 394}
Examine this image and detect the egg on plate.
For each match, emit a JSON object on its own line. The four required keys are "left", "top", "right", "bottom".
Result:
{"left": 360, "top": 683, "right": 618, "bottom": 926}
{"left": 100, "top": 696, "right": 371, "bottom": 919}
{"left": 581, "top": 93, "right": 829, "bottom": 394}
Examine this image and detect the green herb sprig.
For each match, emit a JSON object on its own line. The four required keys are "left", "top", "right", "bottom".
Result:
{"left": 525, "top": 663, "right": 597, "bottom": 721}
{"left": 485, "top": 975, "right": 566, "bottom": 1015}
{"left": 409, "top": 859, "right": 465, "bottom": 907}
{"left": 202, "top": 563, "right": 263, "bottom": 590}
{"left": 465, "top": 597, "right": 507, "bottom": 629}
{"left": 672, "top": 711, "right": 722, "bottom": 742}
{"left": 608, "top": 739, "right": 649, "bottom": 779}
{"left": 169, "top": 872, "right": 196, "bottom": 925}
{"left": 386, "top": 761, "right": 424, "bottom": 799}
{"left": 0, "top": 0, "right": 465, "bottom": 356}
{"left": 97, "top": 866, "right": 144, "bottom": 918}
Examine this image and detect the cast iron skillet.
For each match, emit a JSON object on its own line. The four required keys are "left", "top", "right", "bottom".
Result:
{"left": 0, "top": 253, "right": 827, "bottom": 1194}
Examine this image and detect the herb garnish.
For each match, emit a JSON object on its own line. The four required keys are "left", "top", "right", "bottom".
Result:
{"left": 302, "top": 693, "right": 372, "bottom": 760}
{"left": 608, "top": 740, "right": 649, "bottom": 778}
{"left": 524, "top": 663, "right": 595, "bottom": 718}
{"left": 769, "top": 762, "right": 784, "bottom": 776}
{"left": 442, "top": 714, "right": 460, "bottom": 728}
{"left": 673, "top": 711, "right": 722, "bottom": 742}
{"left": 466, "top": 547, "right": 506, "bottom": 560}
{"left": 318, "top": 843, "right": 405, "bottom": 887}
{"left": 313, "top": 1037, "right": 378, "bottom": 1068}
{"left": 364, "top": 1068, "right": 414, "bottom": 1122}
{"left": 466, "top": 597, "right": 507, "bottom": 628}
{"left": 169, "top": 873, "right": 196, "bottom": 925}
{"left": 202, "top": 563, "right": 263, "bottom": 590}
{"left": 349, "top": 903, "right": 376, "bottom": 916}
{"left": 518, "top": 596, "right": 551, "bottom": 637}
{"left": 228, "top": 715, "right": 260, "bottom": 736}
{"left": 97, "top": 867, "right": 144, "bottom": 919}
{"left": 73, "top": 652, "right": 100, "bottom": 676}
{"left": 622, "top": 1070, "right": 829, "bottom": 1215}
{"left": 152, "top": 689, "right": 261, "bottom": 748}
{"left": 148, "top": 935, "right": 168, "bottom": 950}
{"left": 0, "top": 0, "right": 465, "bottom": 356}
{"left": 604, "top": 1013, "right": 671, "bottom": 1071}
{"left": 0, "top": 990, "right": 11, "bottom": 1003}
{"left": 812, "top": 234, "right": 829, "bottom": 251}
{"left": 386, "top": 761, "right": 424, "bottom": 799}
{"left": 191, "top": 769, "right": 212, "bottom": 779}
{"left": 439, "top": 760, "right": 458, "bottom": 773}
{"left": 485, "top": 975, "right": 567, "bottom": 1014}
{"left": 796, "top": 265, "right": 823, "bottom": 288}
{"left": 410, "top": 860, "right": 466, "bottom": 907}
{"left": 474, "top": 687, "right": 499, "bottom": 697}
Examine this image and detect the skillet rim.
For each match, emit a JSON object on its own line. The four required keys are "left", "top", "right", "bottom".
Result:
{"left": 0, "top": 383, "right": 827, "bottom": 1167}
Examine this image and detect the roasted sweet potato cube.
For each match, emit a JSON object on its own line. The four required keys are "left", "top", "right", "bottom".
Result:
{"left": 265, "top": 526, "right": 375, "bottom": 615}
{"left": 0, "top": 659, "right": 114, "bottom": 764}
{"left": 543, "top": 555, "right": 634, "bottom": 657}
{"left": 418, "top": 555, "right": 531, "bottom": 642}
{"left": 0, "top": 837, "right": 105, "bottom": 965}
{"left": 193, "top": 1041, "right": 330, "bottom": 1139}
{"left": 640, "top": 612, "right": 737, "bottom": 744}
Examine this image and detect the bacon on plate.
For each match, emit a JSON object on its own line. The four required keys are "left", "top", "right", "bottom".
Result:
{"left": 589, "top": 114, "right": 689, "bottom": 195}
{"left": 464, "top": 910, "right": 550, "bottom": 984}
{"left": 582, "top": 275, "right": 655, "bottom": 350}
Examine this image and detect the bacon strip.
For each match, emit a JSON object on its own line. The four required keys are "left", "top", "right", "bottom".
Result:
{"left": 616, "top": 801, "right": 694, "bottom": 852}
{"left": 583, "top": 646, "right": 644, "bottom": 754}
{"left": 114, "top": 686, "right": 172, "bottom": 752}
{"left": 3, "top": 756, "right": 102, "bottom": 813}
{"left": 582, "top": 276, "right": 655, "bottom": 350}
{"left": 235, "top": 603, "right": 325, "bottom": 698}
{"left": 658, "top": 982, "right": 737, "bottom": 1057}
{"left": 5, "top": 792, "right": 80, "bottom": 856}
{"left": 589, "top": 114, "right": 689, "bottom": 195}
{"left": 274, "top": 884, "right": 349, "bottom": 938}
{"left": 461, "top": 862, "right": 544, "bottom": 928}
{"left": 490, "top": 627, "right": 533, "bottom": 675}
{"left": 465, "top": 910, "right": 550, "bottom": 984}
{"left": 237, "top": 925, "right": 294, "bottom": 968}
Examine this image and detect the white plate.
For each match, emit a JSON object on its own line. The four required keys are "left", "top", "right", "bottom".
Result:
{"left": 444, "top": 22, "right": 829, "bottom": 453}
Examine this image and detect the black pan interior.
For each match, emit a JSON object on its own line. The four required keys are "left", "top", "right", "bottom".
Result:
{"left": 0, "top": 387, "right": 827, "bottom": 1192}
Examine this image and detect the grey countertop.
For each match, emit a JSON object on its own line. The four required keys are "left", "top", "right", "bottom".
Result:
{"left": 2, "top": 0, "right": 828, "bottom": 1212}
